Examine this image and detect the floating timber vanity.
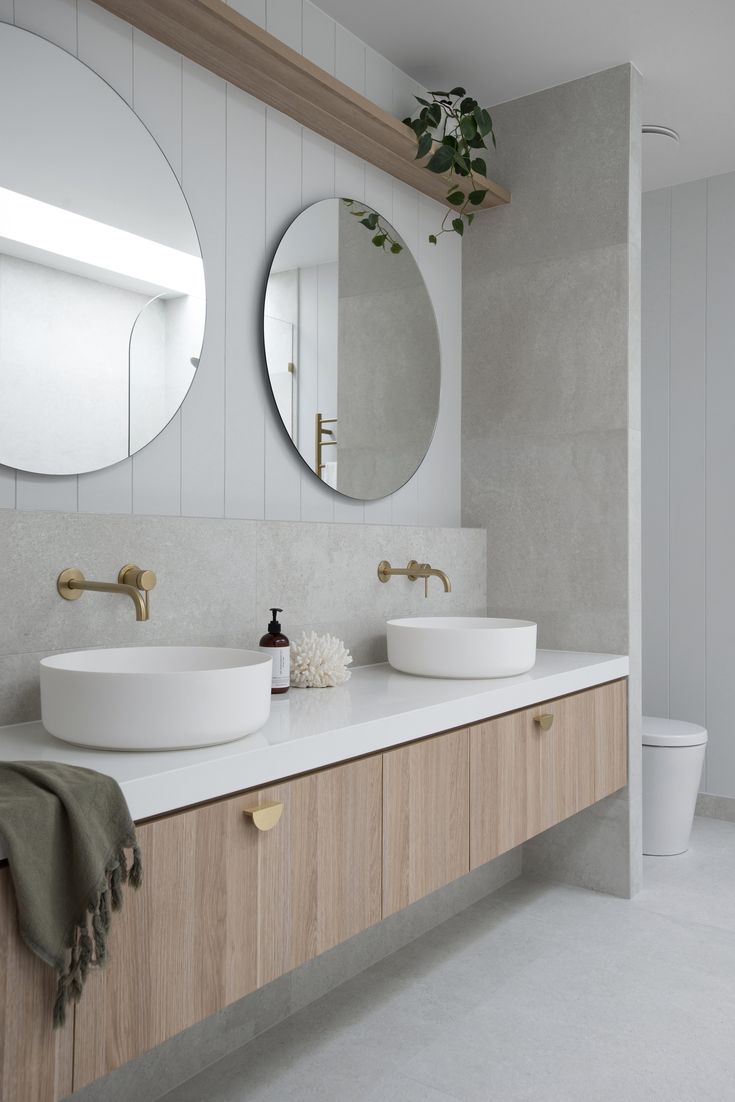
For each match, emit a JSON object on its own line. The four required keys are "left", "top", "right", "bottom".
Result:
{"left": 0, "top": 652, "right": 628, "bottom": 1100}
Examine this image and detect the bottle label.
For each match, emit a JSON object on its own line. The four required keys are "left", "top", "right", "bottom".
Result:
{"left": 261, "top": 645, "right": 290, "bottom": 689}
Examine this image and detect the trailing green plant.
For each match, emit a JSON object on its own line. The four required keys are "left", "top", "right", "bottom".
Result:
{"left": 403, "top": 86, "right": 496, "bottom": 244}
{"left": 342, "top": 199, "right": 403, "bottom": 253}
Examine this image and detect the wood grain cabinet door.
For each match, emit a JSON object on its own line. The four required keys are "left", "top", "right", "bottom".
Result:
{"left": 383, "top": 729, "right": 470, "bottom": 917}
{"left": 0, "top": 868, "right": 74, "bottom": 1102}
{"left": 72, "top": 755, "right": 382, "bottom": 1088}
{"left": 254, "top": 757, "right": 383, "bottom": 987}
{"left": 470, "top": 679, "right": 627, "bottom": 869}
{"left": 72, "top": 794, "right": 262, "bottom": 1089}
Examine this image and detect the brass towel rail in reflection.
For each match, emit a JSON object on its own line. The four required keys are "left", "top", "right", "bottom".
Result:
{"left": 315, "top": 412, "right": 338, "bottom": 479}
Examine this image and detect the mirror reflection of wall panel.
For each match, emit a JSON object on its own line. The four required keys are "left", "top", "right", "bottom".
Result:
{"left": 263, "top": 199, "right": 440, "bottom": 502}
{"left": 0, "top": 23, "right": 205, "bottom": 477}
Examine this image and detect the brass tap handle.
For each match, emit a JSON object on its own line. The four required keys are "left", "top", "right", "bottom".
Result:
{"left": 243, "top": 801, "right": 284, "bottom": 832}
{"left": 119, "top": 563, "right": 156, "bottom": 619}
{"left": 118, "top": 564, "right": 156, "bottom": 591}
{"left": 534, "top": 714, "right": 554, "bottom": 731}
{"left": 406, "top": 559, "right": 422, "bottom": 582}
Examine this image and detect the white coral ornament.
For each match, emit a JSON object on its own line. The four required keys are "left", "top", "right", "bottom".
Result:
{"left": 290, "top": 631, "right": 353, "bottom": 688}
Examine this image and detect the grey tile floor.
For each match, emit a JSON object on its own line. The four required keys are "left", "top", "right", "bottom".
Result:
{"left": 161, "top": 816, "right": 735, "bottom": 1102}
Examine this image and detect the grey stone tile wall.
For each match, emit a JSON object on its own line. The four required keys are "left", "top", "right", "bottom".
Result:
{"left": 0, "top": 510, "right": 486, "bottom": 726}
{"left": 462, "top": 64, "right": 643, "bottom": 898}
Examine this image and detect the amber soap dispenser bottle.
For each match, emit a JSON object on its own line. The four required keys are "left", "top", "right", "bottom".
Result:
{"left": 259, "top": 608, "right": 290, "bottom": 695}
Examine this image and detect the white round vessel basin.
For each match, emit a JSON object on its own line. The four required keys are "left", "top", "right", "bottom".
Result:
{"left": 387, "top": 617, "right": 537, "bottom": 679}
{"left": 40, "top": 646, "right": 273, "bottom": 751}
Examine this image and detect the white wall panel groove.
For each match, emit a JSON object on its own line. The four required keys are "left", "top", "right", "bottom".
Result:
{"left": 643, "top": 173, "right": 735, "bottom": 796}
{"left": 0, "top": 0, "right": 461, "bottom": 527}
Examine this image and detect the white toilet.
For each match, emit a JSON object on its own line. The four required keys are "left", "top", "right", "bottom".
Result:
{"left": 642, "top": 716, "right": 707, "bottom": 856}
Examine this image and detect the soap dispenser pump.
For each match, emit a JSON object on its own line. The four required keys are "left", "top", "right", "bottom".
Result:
{"left": 259, "top": 608, "right": 290, "bottom": 695}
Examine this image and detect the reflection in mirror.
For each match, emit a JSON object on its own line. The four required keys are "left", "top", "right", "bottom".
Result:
{"left": 0, "top": 24, "right": 205, "bottom": 476}
{"left": 264, "top": 199, "right": 440, "bottom": 501}
{"left": 129, "top": 294, "right": 206, "bottom": 456}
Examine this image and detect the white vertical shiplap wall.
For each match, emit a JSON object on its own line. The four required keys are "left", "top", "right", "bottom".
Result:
{"left": 642, "top": 173, "right": 735, "bottom": 797}
{"left": 0, "top": 0, "right": 462, "bottom": 527}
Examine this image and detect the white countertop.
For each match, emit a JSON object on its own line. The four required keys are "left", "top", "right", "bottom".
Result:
{"left": 0, "top": 650, "right": 627, "bottom": 857}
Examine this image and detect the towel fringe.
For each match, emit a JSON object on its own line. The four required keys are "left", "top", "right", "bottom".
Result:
{"left": 52, "top": 844, "right": 142, "bottom": 1029}
{"left": 130, "top": 845, "right": 143, "bottom": 889}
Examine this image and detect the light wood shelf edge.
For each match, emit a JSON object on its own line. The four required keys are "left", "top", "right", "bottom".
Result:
{"left": 90, "top": 0, "right": 511, "bottom": 212}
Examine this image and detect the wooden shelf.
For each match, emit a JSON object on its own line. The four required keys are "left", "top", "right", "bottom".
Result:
{"left": 91, "top": 0, "right": 510, "bottom": 212}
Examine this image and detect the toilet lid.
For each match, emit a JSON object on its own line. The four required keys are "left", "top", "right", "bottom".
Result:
{"left": 643, "top": 716, "right": 708, "bottom": 747}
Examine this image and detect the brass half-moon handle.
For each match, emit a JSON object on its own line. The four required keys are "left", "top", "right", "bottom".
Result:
{"left": 243, "top": 801, "right": 284, "bottom": 831}
{"left": 534, "top": 713, "right": 554, "bottom": 732}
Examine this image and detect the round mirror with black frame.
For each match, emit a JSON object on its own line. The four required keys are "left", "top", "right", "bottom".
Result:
{"left": 263, "top": 197, "right": 440, "bottom": 502}
{"left": 0, "top": 23, "right": 205, "bottom": 477}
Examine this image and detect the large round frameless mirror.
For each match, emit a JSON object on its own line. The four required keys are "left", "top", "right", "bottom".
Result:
{"left": 263, "top": 198, "right": 440, "bottom": 501}
{"left": 0, "top": 24, "right": 205, "bottom": 476}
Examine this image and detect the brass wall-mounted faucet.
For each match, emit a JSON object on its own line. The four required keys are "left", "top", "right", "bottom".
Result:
{"left": 377, "top": 559, "right": 451, "bottom": 598}
{"left": 57, "top": 564, "right": 157, "bottom": 622}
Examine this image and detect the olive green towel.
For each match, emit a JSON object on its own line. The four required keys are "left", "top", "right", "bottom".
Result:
{"left": 0, "top": 761, "right": 142, "bottom": 1027}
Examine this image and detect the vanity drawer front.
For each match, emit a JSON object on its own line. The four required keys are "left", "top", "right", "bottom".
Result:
{"left": 383, "top": 728, "right": 470, "bottom": 917}
{"left": 470, "top": 679, "right": 627, "bottom": 868}
{"left": 72, "top": 754, "right": 382, "bottom": 1086}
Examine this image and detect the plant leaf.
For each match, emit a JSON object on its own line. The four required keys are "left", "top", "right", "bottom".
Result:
{"left": 447, "top": 189, "right": 465, "bottom": 205}
{"left": 429, "top": 234, "right": 438, "bottom": 244}
{"left": 474, "top": 107, "right": 493, "bottom": 137}
{"left": 390, "top": 242, "right": 402, "bottom": 253}
{"left": 372, "top": 234, "right": 386, "bottom": 246}
{"left": 466, "top": 213, "right": 475, "bottom": 224}
{"left": 453, "top": 151, "right": 470, "bottom": 174}
{"left": 460, "top": 97, "right": 477, "bottom": 115}
{"left": 471, "top": 157, "right": 487, "bottom": 175}
{"left": 427, "top": 103, "right": 442, "bottom": 128}
{"left": 452, "top": 217, "right": 465, "bottom": 236}
{"left": 449, "top": 86, "right": 466, "bottom": 96}
{"left": 426, "top": 143, "right": 455, "bottom": 174}
{"left": 415, "top": 96, "right": 431, "bottom": 107}
{"left": 459, "top": 115, "right": 477, "bottom": 141}
{"left": 416, "top": 132, "right": 433, "bottom": 159}
{"left": 469, "top": 189, "right": 488, "bottom": 205}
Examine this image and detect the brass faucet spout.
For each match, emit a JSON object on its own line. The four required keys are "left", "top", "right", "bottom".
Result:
{"left": 429, "top": 568, "right": 451, "bottom": 593}
{"left": 68, "top": 579, "right": 147, "bottom": 620}
{"left": 57, "top": 565, "right": 156, "bottom": 622}
{"left": 377, "top": 559, "right": 451, "bottom": 597}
